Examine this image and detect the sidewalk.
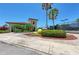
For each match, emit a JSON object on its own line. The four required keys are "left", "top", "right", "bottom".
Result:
{"left": 0, "top": 41, "right": 45, "bottom": 55}
{"left": 0, "top": 33, "right": 79, "bottom": 55}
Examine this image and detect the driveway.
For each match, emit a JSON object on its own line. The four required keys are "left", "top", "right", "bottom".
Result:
{"left": 0, "top": 41, "right": 45, "bottom": 55}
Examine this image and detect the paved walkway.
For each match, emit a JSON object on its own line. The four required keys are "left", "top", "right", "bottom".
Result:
{"left": 0, "top": 33, "right": 79, "bottom": 55}
{"left": 0, "top": 41, "right": 46, "bottom": 55}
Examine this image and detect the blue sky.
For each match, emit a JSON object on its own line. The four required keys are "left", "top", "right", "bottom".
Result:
{"left": 0, "top": 3, "right": 79, "bottom": 27}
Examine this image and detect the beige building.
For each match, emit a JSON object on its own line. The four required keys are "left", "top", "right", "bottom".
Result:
{"left": 6, "top": 18, "right": 38, "bottom": 32}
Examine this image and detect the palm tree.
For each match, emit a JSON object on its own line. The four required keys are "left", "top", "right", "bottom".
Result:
{"left": 48, "top": 8, "right": 58, "bottom": 29}
{"left": 42, "top": 3, "right": 52, "bottom": 29}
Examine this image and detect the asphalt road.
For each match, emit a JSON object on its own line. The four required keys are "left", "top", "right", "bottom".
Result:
{"left": 0, "top": 42, "right": 45, "bottom": 55}
{"left": 66, "top": 30, "right": 79, "bottom": 34}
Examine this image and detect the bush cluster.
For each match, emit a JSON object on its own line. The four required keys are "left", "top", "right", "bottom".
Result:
{"left": 0, "top": 26, "right": 8, "bottom": 30}
{"left": 0, "top": 26, "right": 9, "bottom": 33}
{"left": 0, "top": 30, "right": 9, "bottom": 33}
{"left": 41, "top": 30, "right": 66, "bottom": 38}
{"left": 13, "top": 24, "right": 34, "bottom": 32}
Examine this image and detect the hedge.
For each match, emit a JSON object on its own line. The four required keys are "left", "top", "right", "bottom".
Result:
{"left": 13, "top": 24, "right": 34, "bottom": 32}
{"left": 14, "top": 29, "right": 22, "bottom": 33}
{"left": 41, "top": 30, "right": 66, "bottom": 38}
{"left": 0, "top": 30, "right": 9, "bottom": 33}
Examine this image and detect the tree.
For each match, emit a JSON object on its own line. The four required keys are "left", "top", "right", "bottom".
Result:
{"left": 48, "top": 8, "right": 58, "bottom": 29}
{"left": 76, "top": 18, "right": 79, "bottom": 22}
{"left": 3, "top": 24, "right": 8, "bottom": 27}
{"left": 42, "top": 3, "right": 52, "bottom": 29}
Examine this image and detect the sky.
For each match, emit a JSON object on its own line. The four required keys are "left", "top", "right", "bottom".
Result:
{"left": 0, "top": 3, "right": 79, "bottom": 27}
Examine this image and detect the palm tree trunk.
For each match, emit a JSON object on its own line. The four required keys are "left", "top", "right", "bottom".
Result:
{"left": 53, "top": 19, "right": 54, "bottom": 30}
{"left": 46, "top": 9, "right": 48, "bottom": 29}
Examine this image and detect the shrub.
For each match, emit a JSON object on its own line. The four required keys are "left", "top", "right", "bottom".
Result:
{"left": 41, "top": 30, "right": 66, "bottom": 38}
{"left": 37, "top": 29, "right": 42, "bottom": 34}
{"left": 23, "top": 30, "right": 32, "bottom": 32}
{"left": 0, "top": 30, "right": 9, "bottom": 33}
{"left": 13, "top": 24, "right": 34, "bottom": 32}
{"left": 14, "top": 29, "right": 22, "bottom": 33}
{"left": 0, "top": 26, "right": 8, "bottom": 30}
{"left": 32, "top": 32, "right": 41, "bottom": 36}
{"left": 0, "top": 26, "right": 9, "bottom": 33}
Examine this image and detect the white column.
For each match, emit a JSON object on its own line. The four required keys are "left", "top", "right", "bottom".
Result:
{"left": 9, "top": 24, "right": 12, "bottom": 32}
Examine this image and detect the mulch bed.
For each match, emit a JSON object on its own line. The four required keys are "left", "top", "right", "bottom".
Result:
{"left": 41, "top": 34, "right": 77, "bottom": 40}
{"left": 65, "top": 34, "right": 77, "bottom": 40}
{"left": 24, "top": 33, "right": 77, "bottom": 40}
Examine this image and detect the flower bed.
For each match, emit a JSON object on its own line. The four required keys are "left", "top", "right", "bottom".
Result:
{"left": 0, "top": 26, "right": 8, "bottom": 30}
{"left": 24, "top": 29, "right": 77, "bottom": 40}
{"left": 40, "top": 34, "right": 77, "bottom": 40}
{"left": 29, "top": 29, "right": 66, "bottom": 38}
{"left": 0, "top": 26, "right": 9, "bottom": 33}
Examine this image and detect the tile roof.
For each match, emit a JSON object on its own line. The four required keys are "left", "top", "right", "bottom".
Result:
{"left": 6, "top": 22, "right": 30, "bottom": 24}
